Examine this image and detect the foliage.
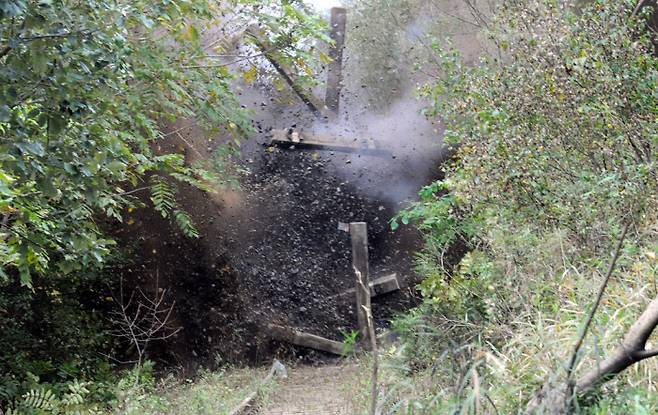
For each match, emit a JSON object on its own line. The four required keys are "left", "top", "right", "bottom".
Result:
{"left": 0, "top": 0, "right": 327, "bottom": 410}
{"left": 340, "top": 329, "right": 361, "bottom": 356}
{"left": 244, "top": 0, "right": 330, "bottom": 89}
{"left": 112, "top": 364, "right": 274, "bottom": 415}
{"left": 0, "top": 0, "right": 326, "bottom": 285}
{"left": 3, "top": 379, "right": 102, "bottom": 415}
{"left": 387, "top": 0, "right": 658, "bottom": 413}
{"left": 421, "top": 0, "right": 658, "bottom": 249}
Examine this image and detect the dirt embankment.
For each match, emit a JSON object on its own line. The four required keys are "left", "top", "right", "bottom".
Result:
{"left": 113, "top": 135, "right": 444, "bottom": 371}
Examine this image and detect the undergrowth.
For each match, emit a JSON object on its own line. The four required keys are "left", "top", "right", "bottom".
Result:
{"left": 380, "top": 0, "right": 658, "bottom": 413}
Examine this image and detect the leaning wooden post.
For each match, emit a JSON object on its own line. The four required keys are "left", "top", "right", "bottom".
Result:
{"left": 349, "top": 222, "right": 372, "bottom": 349}
{"left": 325, "top": 7, "right": 347, "bottom": 116}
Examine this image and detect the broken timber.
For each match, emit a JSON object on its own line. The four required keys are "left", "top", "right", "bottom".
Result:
{"left": 350, "top": 222, "right": 373, "bottom": 349}
{"left": 269, "top": 128, "right": 390, "bottom": 155}
{"left": 266, "top": 324, "right": 346, "bottom": 356}
{"left": 331, "top": 273, "right": 401, "bottom": 300}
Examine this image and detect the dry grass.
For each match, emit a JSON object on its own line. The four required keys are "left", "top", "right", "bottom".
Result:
{"left": 114, "top": 366, "right": 275, "bottom": 415}
{"left": 351, "top": 228, "right": 658, "bottom": 414}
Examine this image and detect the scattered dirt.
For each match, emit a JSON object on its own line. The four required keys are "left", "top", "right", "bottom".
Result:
{"left": 111, "top": 137, "right": 441, "bottom": 372}
{"left": 109, "top": 76, "right": 447, "bottom": 372}
{"left": 225, "top": 148, "right": 423, "bottom": 335}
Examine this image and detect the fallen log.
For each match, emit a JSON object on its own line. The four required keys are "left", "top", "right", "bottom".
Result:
{"left": 266, "top": 323, "right": 346, "bottom": 356}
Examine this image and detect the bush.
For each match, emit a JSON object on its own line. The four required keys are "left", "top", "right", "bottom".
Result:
{"left": 386, "top": 0, "right": 658, "bottom": 413}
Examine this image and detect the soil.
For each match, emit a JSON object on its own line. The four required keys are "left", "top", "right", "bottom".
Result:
{"left": 257, "top": 362, "right": 362, "bottom": 415}
{"left": 110, "top": 86, "right": 447, "bottom": 372}
{"left": 112, "top": 146, "right": 434, "bottom": 372}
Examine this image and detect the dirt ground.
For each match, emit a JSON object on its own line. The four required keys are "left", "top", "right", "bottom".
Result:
{"left": 258, "top": 363, "right": 362, "bottom": 415}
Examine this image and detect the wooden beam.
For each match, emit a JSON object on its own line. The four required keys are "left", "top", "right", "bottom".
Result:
{"left": 330, "top": 273, "right": 401, "bottom": 300}
{"left": 245, "top": 26, "right": 327, "bottom": 118}
{"left": 266, "top": 324, "right": 346, "bottom": 356}
{"left": 325, "top": 7, "right": 347, "bottom": 115}
{"left": 269, "top": 128, "right": 390, "bottom": 155}
{"left": 350, "top": 222, "right": 372, "bottom": 349}
{"left": 370, "top": 273, "right": 400, "bottom": 296}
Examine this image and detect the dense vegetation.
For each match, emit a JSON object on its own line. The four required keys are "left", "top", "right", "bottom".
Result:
{"left": 2, "top": 0, "right": 657, "bottom": 413}
{"left": 0, "top": 0, "right": 325, "bottom": 412}
{"left": 385, "top": 0, "right": 658, "bottom": 413}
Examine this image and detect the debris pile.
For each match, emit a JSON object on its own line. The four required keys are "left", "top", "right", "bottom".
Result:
{"left": 221, "top": 147, "right": 421, "bottom": 358}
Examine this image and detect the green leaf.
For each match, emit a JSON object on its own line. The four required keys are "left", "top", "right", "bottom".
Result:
{"left": 0, "top": 0, "right": 27, "bottom": 17}
{"left": 19, "top": 263, "right": 32, "bottom": 288}
{"left": 390, "top": 219, "right": 399, "bottom": 231}
{"left": 16, "top": 142, "right": 45, "bottom": 157}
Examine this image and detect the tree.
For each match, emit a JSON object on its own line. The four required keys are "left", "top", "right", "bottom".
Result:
{"left": 0, "top": 0, "right": 327, "bottom": 407}
{"left": 0, "top": 0, "right": 326, "bottom": 286}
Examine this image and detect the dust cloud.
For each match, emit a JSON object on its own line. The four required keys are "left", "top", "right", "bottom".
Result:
{"left": 309, "top": 97, "right": 446, "bottom": 207}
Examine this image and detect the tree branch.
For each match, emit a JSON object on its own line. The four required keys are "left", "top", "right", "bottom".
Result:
{"left": 633, "top": 348, "right": 658, "bottom": 360}
{"left": 576, "top": 295, "right": 658, "bottom": 392}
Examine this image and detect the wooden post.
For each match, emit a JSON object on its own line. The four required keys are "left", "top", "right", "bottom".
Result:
{"left": 325, "top": 7, "right": 347, "bottom": 116}
{"left": 350, "top": 222, "right": 372, "bottom": 349}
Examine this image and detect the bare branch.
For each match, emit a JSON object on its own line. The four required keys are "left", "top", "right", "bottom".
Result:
{"left": 108, "top": 274, "right": 180, "bottom": 386}
{"left": 576, "top": 295, "right": 658, "bottom": 392}
{"left": 566, "top": 223, "right": 630, "bottom": 386}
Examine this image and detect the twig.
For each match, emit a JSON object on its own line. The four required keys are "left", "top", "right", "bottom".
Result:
{"left": 175, "top": 131, "right": 204, "bottom": 160}
{"left": 109, "top": 272, "right": 180, "bottom": 387}
{"left": 565, "top": 223, "right": 630, "bottom": 391}
{"left": 363, "top": 302, "right": 378, "bottom": 415}
{"left": 113, "top": 186, "right": 149, "bottom": 197}
{"left": 485, "top": 393, "right": 500, "bottom": 415}
{"left": 180, "top": 51, "right": 268, "bottom": 68}
{"left": 1, "top": 29, "right": 97, "bottom": 59}
{"left": 630, "top": 0, "right": 647, "bottom": 19}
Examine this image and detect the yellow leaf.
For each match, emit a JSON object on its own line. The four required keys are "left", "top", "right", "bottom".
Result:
{"left": 243, "top": 66, "right": 257, "bottom": 84}
{"left": 180, "top": 25, "right": 200, "bottom": 42}
{"left": 273, "top": 78, "right": 285, "bottom": 91}
{"left": 319, "top": 52, "right": 333, "bottom": 64}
